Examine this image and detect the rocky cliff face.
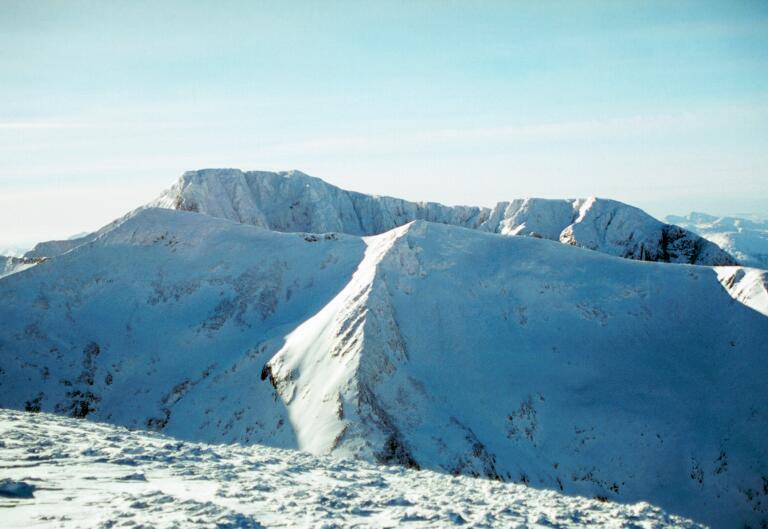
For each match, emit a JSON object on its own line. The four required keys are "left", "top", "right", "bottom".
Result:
{"left": 1, "top": 207, "right": 765, "bottom": 528}
{"left": 151, "top": 169, "right": 737, "bottom": 266}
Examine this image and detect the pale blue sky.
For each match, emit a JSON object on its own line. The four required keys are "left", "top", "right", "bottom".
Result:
{"left": 1, "top": 1, "right": 767, "bottom": 247}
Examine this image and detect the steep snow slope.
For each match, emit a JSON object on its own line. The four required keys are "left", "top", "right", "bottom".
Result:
{"left": 0, "top": 208, "right": 366, "bottom": 446}
{"left": 1, "top": 209, "right": 766, "bottom": 527}
{"left": 1, "top": 410, "right": 704, "bottom": 529}
{"left": 266, "top": 221, "right": 768, "bottom": 529}
{"left": 152, "top": 168, "right": 736, "bottom": 265}
{"left": 667, "top": 212, "right": 768, "bottom": 269}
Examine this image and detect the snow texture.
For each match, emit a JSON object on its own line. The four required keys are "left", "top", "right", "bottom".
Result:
{"left": 0, "top": 408, "right": 705, "bottom": 529}
{"left": 1, "top": 207, "right": 766, "bottom": 528}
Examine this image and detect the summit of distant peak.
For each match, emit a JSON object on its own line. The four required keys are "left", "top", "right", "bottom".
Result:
{"left": 148, "top": 169, "right": 737, "bottom": 266}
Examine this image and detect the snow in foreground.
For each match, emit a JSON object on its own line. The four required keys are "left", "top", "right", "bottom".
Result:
{"left": 0, "top": 409, "right": 703, "bottom": 529}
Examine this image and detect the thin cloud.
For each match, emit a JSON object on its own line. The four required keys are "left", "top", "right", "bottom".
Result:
{"left": 0, "top": 122, "right": 94, "bottom": 130}
{"left": 257, "top": 107, "right": 768, "bottom": 157}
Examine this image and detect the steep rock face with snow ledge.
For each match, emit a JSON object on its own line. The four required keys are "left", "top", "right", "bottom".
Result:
{"left": 265, "top": 220, "right": 768, "bottom": 529}
{"left": 1, "top": 209, "right": 767, "bottom": 527}
{"left": 152, "top": 168, "right": 737, "bottom": 265}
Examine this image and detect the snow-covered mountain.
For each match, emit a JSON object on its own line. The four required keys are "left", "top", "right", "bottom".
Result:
{"left": 150, "top": 169, "right": 737, "bottom": 266}
{"left": 1, "top": 409, "right": 704, "bottom": 529}
{"left": 266, "top": 219, "right": 768, "bottom": 529}
{"left": 0, "top": 208, "right": 365, "bottom": 446}
{"left": 667, "top": 212, "right": 768, "bottom": 269}
{"left": 1, "top": 206, "right": 766, "bottom": 528}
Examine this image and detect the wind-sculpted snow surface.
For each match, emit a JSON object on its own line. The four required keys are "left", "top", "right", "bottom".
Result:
{"left": 668, "top": 212, "right": 768, "bottom": 269}
{"left": 152, "top": 168, "right": 737, "bottom": 265}
{"left": 1, "top": 209, "right": 767, "bottom": 527}
{"left": 1, "top": 410, "right": 705, "bottom": 529}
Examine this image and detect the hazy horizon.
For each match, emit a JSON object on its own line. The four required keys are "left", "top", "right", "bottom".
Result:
{"left": 2, "top": 1, "right": 767, "bottom": 248}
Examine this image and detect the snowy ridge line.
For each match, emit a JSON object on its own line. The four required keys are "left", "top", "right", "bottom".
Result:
{"left": 148, "top": 168, "right": 737, "bottom": 266}
{"left": 265, "top": 223, "right": 414, "bottom": 459}
{"left": 22, "top": 207, "right": 155, "bottom": 260}
{"left": 257, "top": 219, "right": 768, "bottom": 528}
{"left": 16, "top": 169, "right": 736, "bottom": 269}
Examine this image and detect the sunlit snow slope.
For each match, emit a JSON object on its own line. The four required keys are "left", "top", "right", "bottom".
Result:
{"left": 151, "top": 169, "right": 736, "bottom": 265}
{"left": 266, "top": 220, "right": 768, "bottom": 529}
{"left": 1, "top": 207, "right": 766, "bottom": 528}
{"left": 0, "top": 208, "right": 366, "bottom": 446}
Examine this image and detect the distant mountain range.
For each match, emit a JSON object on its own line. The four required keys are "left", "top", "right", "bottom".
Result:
{"left": 151, "top": 169, "right": 737, "bottom": 266}
{"left": 667, "top": 212, "right": 768, "bottom": 269}
{"left": 1, "top": 170, "right": 766, "bottom": 528}
{"left": 19, "top": 169, "right": 737, "bottom": 267}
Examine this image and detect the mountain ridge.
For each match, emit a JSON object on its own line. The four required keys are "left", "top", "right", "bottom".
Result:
{"left": 16, "top": 169, "right": 738, "bottom": 270}
{"left": 150, "top": 168, "right": 737, "bottom": 266}
{"left": 2, "top": 207, "right": 765, "bottom": 527}
{"left": 2, "top": 171, "right": 768, "bottom": 527}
